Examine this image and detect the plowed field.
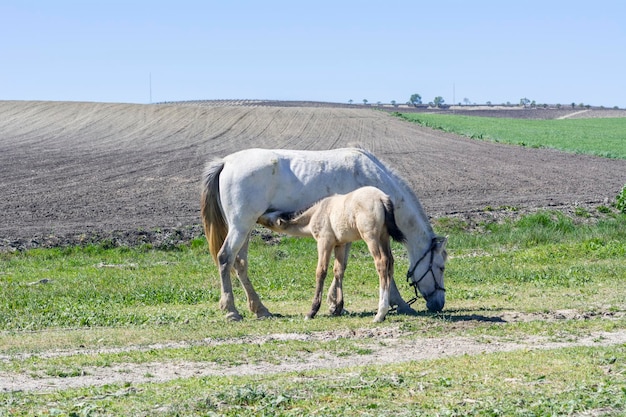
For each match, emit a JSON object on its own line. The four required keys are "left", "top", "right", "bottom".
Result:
{"left": 1, "top": 100, "right": 625, "bottom": 250}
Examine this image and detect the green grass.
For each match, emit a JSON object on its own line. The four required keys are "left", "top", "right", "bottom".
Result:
{"left": 2, "top": 213, "right": 625, "bottom": 334}
{"left": 1, "top": 213, "right": 626, "bottom": 416}
{"left": 396, "top": 113, "right": 626, "bottom": 159}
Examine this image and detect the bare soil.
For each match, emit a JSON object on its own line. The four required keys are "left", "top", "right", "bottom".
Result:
{"left": 1, "top": 100, "right": 625, "bottom": 251}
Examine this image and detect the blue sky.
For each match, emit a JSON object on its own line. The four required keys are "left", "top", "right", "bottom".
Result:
{"left": 2, "top": 1, "right": 625, "bottom": 107}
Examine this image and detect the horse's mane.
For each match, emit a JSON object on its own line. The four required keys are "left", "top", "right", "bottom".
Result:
{"left": 353, "top": 147, "right": 434, "bottom": 237}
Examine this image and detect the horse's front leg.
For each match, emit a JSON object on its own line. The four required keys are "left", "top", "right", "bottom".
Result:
{"left": 233, "top": 237, "right": 272, "bottom": 319}
{"left": 388, "top": 278, "right": 418, "bottom": 316}
{"left": 307, "top": 241, "right": 333, "bottom": 320}
{"left": 327, "top": 243, "right": 350, "bottom": 316}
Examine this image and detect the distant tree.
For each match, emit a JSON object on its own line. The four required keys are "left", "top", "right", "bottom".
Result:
{"left": 391, "top": 100, "right": 397, "bottom": 107}
{"left": 376, "top": 101, "right": 382, "bottom": 107}
{"left": 348, "top": 99, "right": 353, "bottom": 105}
{"left": 571, "top": 102, "right": 576, "bottom": 108}
{"left": 433, "top": 96, "right": 445, "bottom": 108}
{"left": 486, "top": 101, "right": 492, "bottom": 106}
{"left": 409, "top": 93, "right": 422, "bottom": 106}
{"left": 463, "top": 97, "right": 470, "bottom": 106}
{"left": 556, "top": 103, "right": 562, "bottom": 109}
{"left": 578, "top": 102, "right": 585, "bottom": 108}
{"left": 363, "top": 99, "right": 368, "bottom": 105}
{"left": 530, "top": 100, "right": 536, "bottom": 108}
{"left": 520, "top": 97, "right": 530, "bottom": 107}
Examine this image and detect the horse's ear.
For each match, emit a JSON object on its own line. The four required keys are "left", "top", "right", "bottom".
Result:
{"left": 435, "top": 236, "right": 448, "bottom": 251}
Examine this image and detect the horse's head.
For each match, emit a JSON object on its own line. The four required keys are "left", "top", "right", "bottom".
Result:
{"left": 407, "top": 236, "right": 447, "bottom": 312}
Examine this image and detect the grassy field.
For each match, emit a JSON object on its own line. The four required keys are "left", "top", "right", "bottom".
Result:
{"left": 2, "top": 210, "right": 626, "bottom": 416}
{"left": 396, "top": 113, "right": 626, "bottom": 159}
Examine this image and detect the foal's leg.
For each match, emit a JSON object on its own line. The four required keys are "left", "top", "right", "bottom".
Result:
{"left": 379, "top": 240, "right": 417, "bottom": 316}
{"left": 327, "top": 243, "right": 349, "bottom": 316}
{"left": 307, "top": 240, "right": 333, "bottom": 320}
{"left": 232, "top": 237, "right": 272, "bottom": 319}
{"left": 365, "top": 238, "right": 392, "bottom": 322}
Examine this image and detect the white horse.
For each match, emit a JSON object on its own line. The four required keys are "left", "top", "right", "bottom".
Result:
{"left": 201, "top": 147, "right": 447, "bottom": 321}
{"left": 258, "top": 186, "right": 408, "bottom": 322}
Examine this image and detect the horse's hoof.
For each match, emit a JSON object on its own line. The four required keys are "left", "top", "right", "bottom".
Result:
{"left": 254, "top": 306, "right": 273, "bottom": 320}
{"left": 395, "top": 304, "right": 419, "bottom": 316}
{"left": 226, "top": 311, "right": 243, "bottom": 321}
{"left": 256, "top": 312, "right": 274, "bottom": 320}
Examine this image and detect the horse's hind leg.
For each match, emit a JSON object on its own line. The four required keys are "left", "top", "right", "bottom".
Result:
{"left": 219, "top": 226, "right": 271, "bottom": 321}
{"left": 328, "top": 243, "right": 349, "bottom": 316}
{"left": 232, "top": 237, "right": 272, "bottom": 319}
{"left": 217, "top": 231, "right": 245, "bottom": 321}
{"left": 307, "top": 241, "right": 333, "bottom": 320}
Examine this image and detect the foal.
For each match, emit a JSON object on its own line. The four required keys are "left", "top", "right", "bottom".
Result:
{"left": 257, "top": 186, "right": 406, "bottom": 322}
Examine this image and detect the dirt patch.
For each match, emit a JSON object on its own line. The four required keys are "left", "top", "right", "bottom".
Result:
{"left": 3, "top": 326, "right": 626, "bottom": 394}
{"left": 2, "top": 310, "right": 625, "bottom": 393}
{"left": 1, "top": 101, "right": 625, "bottom": 251}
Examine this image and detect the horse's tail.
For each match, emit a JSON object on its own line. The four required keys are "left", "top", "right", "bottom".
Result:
{"left": 383, "top": 198, "right": 406, "bottom": 243}
{"left": 201, "top": 159, "right": 228, "bottom": 265}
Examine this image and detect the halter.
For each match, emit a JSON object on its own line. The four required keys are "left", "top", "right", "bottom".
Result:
{"left": 405, "top": 238, "right": 446, "bottom": 306}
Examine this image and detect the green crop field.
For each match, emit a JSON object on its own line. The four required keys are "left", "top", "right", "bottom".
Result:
{"left": 396, "top": 113, "right": 626, "bottom": 159}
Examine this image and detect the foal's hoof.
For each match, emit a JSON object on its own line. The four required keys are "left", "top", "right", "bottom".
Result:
{"left": 373, "top": 314, "right": 387, "bottom": 323}
{"left": 225, "top": 311, "right": 243, "bottom": 321}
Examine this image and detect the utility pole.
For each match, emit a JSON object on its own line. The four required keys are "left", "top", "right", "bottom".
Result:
{"left": 452, "top": 82, "right": 455, "bottom": 106}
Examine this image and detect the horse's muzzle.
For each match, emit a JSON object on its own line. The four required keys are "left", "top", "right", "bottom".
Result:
{"left": 426, "top": 291, "right": 445, "bottom": 312}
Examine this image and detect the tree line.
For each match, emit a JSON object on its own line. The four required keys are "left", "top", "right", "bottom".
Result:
{"left": 348, "top": 94, "right": 619, "bottom": 109}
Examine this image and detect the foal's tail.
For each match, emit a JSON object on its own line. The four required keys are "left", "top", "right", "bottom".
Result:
{"left": 383, "top": 198, "right": 406, "bottom": 243}
{"left": 201, "top": 159, "right": 228, "bottom": 265}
